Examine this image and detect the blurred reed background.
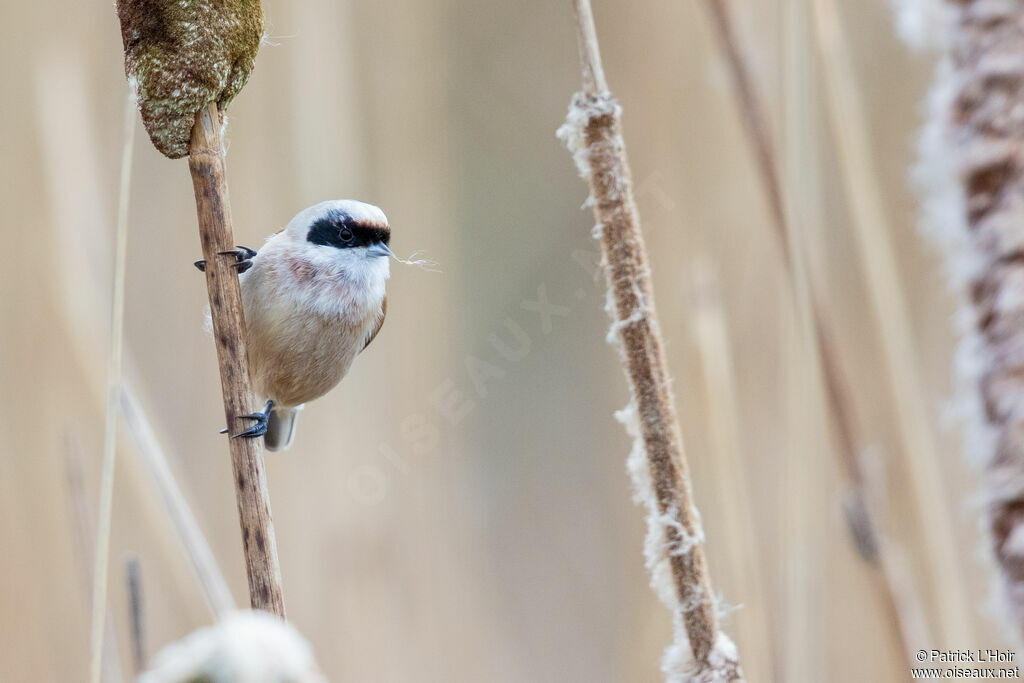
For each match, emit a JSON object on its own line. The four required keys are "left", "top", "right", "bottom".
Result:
{"left": 0, "top": 0, "right": 1008, "bottom": 681}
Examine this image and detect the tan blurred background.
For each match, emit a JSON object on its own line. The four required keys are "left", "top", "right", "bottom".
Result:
{"left": 0, "top": 0, "right": 1008, "bottom": 681}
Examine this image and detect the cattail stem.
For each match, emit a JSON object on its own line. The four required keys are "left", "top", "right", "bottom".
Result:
{"left": 561, "top": 1, "right": 743, "bottom": 678}
{"left": 188, "top": 102, "right": 285, "bottom": 618}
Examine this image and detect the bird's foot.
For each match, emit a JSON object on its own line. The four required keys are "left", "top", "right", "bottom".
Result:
{"left": 194, "top": 246, "right": 258, "bottom": 274}
{"left": 220, "top": 399, "right": 275, "bottom": 439}
{"left": 220, "top": 246, "right": 258, "bottom": 274}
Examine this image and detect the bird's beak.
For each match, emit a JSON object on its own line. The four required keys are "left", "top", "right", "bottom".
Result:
{"left": 366, "top": 242, "right": 393, "bottom": 259}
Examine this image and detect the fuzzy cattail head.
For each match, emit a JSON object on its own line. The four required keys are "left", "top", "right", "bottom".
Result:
{"left": 139, "top": 611, "right": 325, "bottom": 683}
{"left": 904, "top": 0, "right": 1024, "bottom": 642}
{"left": 115, "top": 0, "right": 264, "bottom": 158}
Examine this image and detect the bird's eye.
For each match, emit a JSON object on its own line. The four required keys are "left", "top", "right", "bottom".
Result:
{"left": 340, "top": 228, "right": 354, "bottom": 242}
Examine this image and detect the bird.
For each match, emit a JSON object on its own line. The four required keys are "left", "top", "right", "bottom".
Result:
{"left": 195, "top": 199, "right": 391, "bottom": 451}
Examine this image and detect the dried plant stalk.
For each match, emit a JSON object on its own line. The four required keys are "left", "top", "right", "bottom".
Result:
{"left": 90, "top": 90, "right": 135, "bottom": 683}
{"left": 914, "top": 0, "right": 1024, "bottom": 640}
{"left": 779, "top": 3, "right": 821, "bottom": 674}
{"left": 113, "top": 0, "right": 281, "bottom": 619}
{"left": 559, "top": 1, "right": 742, "bottom": 679}
{"left": 189, "top": 102, "right": 285, "bottom": 618}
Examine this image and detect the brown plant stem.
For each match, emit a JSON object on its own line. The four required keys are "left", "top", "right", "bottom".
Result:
{"left": 701, "top": 0, "right": 926, "bottom": 658}
{"left": 562, "top": 1, "right": 742, "bottom": 678}
{"left": 188, "top": 101, "right": 285, "bottom": 618}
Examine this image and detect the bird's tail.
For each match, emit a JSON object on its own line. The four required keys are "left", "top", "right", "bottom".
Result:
{"left": 265, "top": 404, "right": 302, "bottom": 452}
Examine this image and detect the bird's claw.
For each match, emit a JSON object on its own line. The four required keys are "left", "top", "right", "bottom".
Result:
{"left": 220, "top": 246, "right": 257, "bottom": 274}
{"left": 229, "top": 246, "right": 259, "bottom": 260}
{"left": 222, "top": 399, "right": 274, "bottom": 440}
{"left": 194, "top": 246, "right": 257, "bottom": 274}
{"left": 231, "top": 414, "right": 269, "bottom": 439}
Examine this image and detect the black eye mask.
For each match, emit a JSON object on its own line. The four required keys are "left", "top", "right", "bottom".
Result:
{"left": 307, "top": 213, "right": 390, "bottom": 250}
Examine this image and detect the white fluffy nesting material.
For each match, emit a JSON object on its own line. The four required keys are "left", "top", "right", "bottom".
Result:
{"left": 140, "top": 611, "right": 326, "bottom": 683}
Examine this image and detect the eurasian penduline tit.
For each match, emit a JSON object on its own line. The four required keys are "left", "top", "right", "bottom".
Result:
{"left": 196, "top": 199, "right": 391, "bottom": 451}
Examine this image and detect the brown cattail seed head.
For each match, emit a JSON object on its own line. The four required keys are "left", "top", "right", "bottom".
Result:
{"left": 116, "top": 0, "right": 264, "bottom": 158}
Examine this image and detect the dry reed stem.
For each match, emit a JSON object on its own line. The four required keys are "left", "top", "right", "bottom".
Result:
{"left": 922, "top": 0, "right": 1024, "bottom": 641}
{"left": 702, "top": 0, "right": 926, "bottom": 659}
{"left": 779, "top": 5, "right": 821, "bottom": 674}
{"left": 126, "top": 557, "right": 147, "bottom": 675}
{"left": 560, "top": 1, "right": 743, "bottom": 679}
{"left": 188, "top": 102, "right": 285, "bottom": 618}
{"left": 121, "top": 384, "right": 237, "bottom": 617}
{"left": 811, "top": 0, "right": 976, "bottom": 645}
{"left": 89, "top": 90, "right": 136, "bottom": 683}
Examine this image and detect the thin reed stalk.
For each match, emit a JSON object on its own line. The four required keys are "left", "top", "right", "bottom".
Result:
{"left": 811, "top": 0, "right": 975, "bottom": 645}
{"left": 780, "top": 3, "right": 821, "bottom": 675}
{"left": 558, "top": 1, "right": 743, "bottom": 679}
{"left": 89, "top": 89, "right": 136, "bottom": 683}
